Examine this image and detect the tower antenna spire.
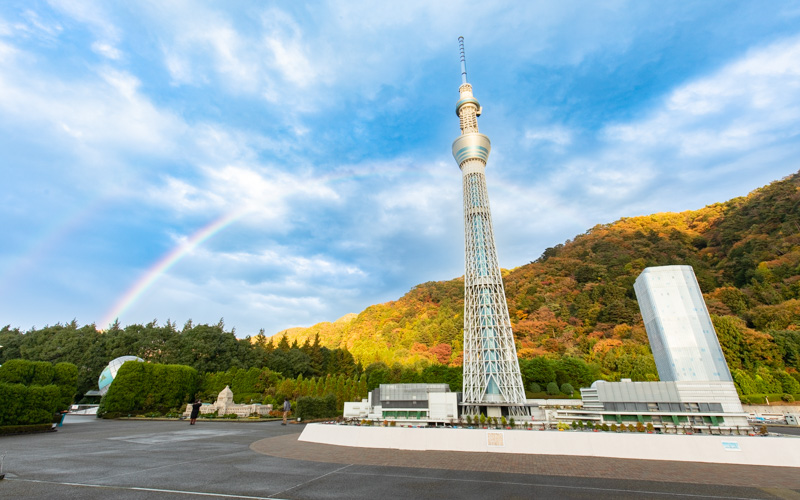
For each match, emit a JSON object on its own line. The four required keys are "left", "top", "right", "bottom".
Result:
{"left": 459, "top": 36, "right": 468, "bottom": 84}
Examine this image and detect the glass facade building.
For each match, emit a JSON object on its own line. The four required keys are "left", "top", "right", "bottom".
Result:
{"left": 634, "top": 265, "right": 732, "bottom": 382}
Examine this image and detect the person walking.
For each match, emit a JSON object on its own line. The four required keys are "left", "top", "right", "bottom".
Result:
{"left": 190, "top": 399, "right": 202, "bottom": 425}
{"left": 282, "top": 398, "right": 291, "bottom": 425}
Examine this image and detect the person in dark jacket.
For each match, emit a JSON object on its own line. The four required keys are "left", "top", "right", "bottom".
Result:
{"left": 282, "top": 398, "right": 291, "bottom": 425}
{"left": 190, "top": 400, "right": 202, "bottom": 425}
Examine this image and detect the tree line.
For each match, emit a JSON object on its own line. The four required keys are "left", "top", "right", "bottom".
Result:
{"left": 0, "top": 319, "right": 361, "bottom": 400}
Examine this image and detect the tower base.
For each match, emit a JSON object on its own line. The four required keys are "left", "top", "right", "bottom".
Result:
{"left": 461, "top": 404, "right": 529, "bottom": 419}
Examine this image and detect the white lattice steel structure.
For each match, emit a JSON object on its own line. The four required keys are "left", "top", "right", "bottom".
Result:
{"left": 452, "top": 38, "right": 527, "bottom": 418}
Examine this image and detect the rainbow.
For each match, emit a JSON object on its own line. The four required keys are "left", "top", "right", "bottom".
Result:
{"left": 99, "top": 209, "right": 247, "bottom": 329}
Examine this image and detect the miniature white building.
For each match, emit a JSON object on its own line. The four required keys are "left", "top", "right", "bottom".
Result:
{"left": 344, "top": 384, "right": 460, "bottom": 426}
{"left": 183, "top": 386, "right": 272, "bottom": 418}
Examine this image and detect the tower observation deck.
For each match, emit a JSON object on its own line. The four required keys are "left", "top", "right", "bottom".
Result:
{"left": 452, "top": 37, "right": 527, "bottom": 418}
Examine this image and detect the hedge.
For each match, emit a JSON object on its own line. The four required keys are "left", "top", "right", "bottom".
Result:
{"left": 740, "top": 393, "right": 800, "bottom": 404}
{"left": 0, "top": 383, "right": 62, "bottom": 426}
{"left": 0, "top": 359, "right": 78, "bottom": 427}
{"left": 0, "top": 359, "right": 54, "bottom": 386}
{"left": 295, "top": 394, "right": 338, "bottom": 420}
{"left": 0, "top": 360, "right": 77, "bottom": 411}
{"left": 99, "top": 361, "right": 198, "bottom": 416}
{"left": 0, "top": 423, "right": 55, "bottom": 435}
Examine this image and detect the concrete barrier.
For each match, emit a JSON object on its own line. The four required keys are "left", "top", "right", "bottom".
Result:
{"left": 299, "top": 424, "right": 800, "bottom": 467}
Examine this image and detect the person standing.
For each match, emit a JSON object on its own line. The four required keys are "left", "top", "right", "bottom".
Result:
{"left": 282, "top": 398, "right": 291, "bottom": 425}
{"left": 190, "top": 399, "right": 202, "bottom": 425}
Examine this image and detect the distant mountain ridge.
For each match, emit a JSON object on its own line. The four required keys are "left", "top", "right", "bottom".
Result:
{"left": 273, "top": 171, "right": 800, "bottom": 381}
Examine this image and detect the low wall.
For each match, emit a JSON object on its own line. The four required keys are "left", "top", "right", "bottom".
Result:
{"left": 744, "top": 404, "right": 800, "bottom": 416}
{"left": 299, "top": 424, "right": 800, "bottom": 467}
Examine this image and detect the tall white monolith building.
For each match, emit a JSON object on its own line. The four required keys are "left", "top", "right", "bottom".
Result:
{"left": 452, "top": 37, "right": 527, "bottom": 418}
{"left": 559, "top": 265, "right": 747, "bottom": 432}
{"left": 633, "top": 265, "right": 733, "bottom": 382}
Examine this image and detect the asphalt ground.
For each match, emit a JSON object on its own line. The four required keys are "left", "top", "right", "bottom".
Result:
{"left": 767, "top": 425, "right": 800, "bottom": 436}
{"left": 0, "top": 416, "right": 797, "bottom": 500}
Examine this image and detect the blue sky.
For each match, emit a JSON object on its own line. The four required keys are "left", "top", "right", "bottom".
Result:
{"left": 1, "top": 1, "right": 800, "bottom": 337}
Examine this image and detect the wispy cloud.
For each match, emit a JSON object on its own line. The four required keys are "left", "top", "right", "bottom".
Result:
{"left": 525, "top": 126, "right": 573, "bottom": 149}
{"left": 46, "top": 0, "right": 120, "bottom": 58}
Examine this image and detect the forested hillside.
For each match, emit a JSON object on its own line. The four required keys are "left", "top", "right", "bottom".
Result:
{"left": 276, "top": 171, "right": 800, "bottom": 392}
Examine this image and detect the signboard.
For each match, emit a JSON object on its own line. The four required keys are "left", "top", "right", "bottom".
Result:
{"left": 721, "top": 441, "right": 741, "bottom": 452}
{"left": 487, "top": 432, "right": 504, "bottom": 447}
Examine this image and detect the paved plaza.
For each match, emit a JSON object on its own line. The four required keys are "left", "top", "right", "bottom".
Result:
{"left": 0, "top": 416, "right": 798, "bottom": 499}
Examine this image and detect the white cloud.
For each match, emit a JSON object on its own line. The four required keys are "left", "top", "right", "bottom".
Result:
{"left": 46, "top": 0, "right": 121, "bottom": 59}
{"left": 606, "top": 36, "right": 800, "bottom": 158}
{"left": 371, "top": 160, "right": 459, "bottom": 237}
{"left": 21, "top": 9, "right": 62, "bottom": 39}
{"left": 0, "top": 59, "right": 185, "bottom": 173}
{"left": 149, "top": 3, "right": 317, "bottom": 103}
{"left": 259, "top": 8, "right": 316, "bottom": 88}
{"left": 525, "top": 126, "right": 573, "bottom": 148}
{"left": 91, "top": 41, "right": 120, "bottom": 60}
{"left": 47, "top": 0, "right": 118, "bottom": 38}
{"left": 211, "top": 247, "right": 367, "bottom": 280}
{"left": 124, "top": 273, "right": 342, "bottom": 333}
{"left": 0, "top": 40, "right": 17, "bottom": 61}
{"left": 147, "top": 177, "right": 226, "bottom": 213}
{"left": 544, "top": 34, "right": 800, "bottom": 221}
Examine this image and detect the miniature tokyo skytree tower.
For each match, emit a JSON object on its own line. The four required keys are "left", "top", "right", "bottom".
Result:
{"left": 452, "top": 37, "right": 527, "bottom": 418}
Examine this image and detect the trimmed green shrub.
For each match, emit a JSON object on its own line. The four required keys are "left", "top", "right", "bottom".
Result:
{"left": 741, "top": 393, "right": 800, "bottom": 404}
{"left": 54, "top": 362, "right": 79, "bottom": 411}
{"left": 0, "top": 382, "right": 61, "bottom": 425}
{"left": 546, "top": 382, "right": 560, "bottom": 395}
{"left": 0, "top": 359, "right": 54, "bottom": 386}
{"left": 0, "top": 423, "right": 54, "bottom": 435}
{"left": 529, "top": 382, "right": 541, "bottom": 393}
{"left": 560, "top": 383, "right": 574, "bottom": 396}
{"left": 0, "top": 359, "right": 77, "bottom": 412}
{"left": 295, "top": 394, "right": 338, "bottom": 420}
{"left": 101, "top": 361, "right": 199, "bottom": 416}
{"left": 0, "top": 359, "right": 78, "bottom": 426}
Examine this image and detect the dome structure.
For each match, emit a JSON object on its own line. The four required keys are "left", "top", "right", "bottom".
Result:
{"left": 98, "top": 355, "right": 144, "bottom": 395}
